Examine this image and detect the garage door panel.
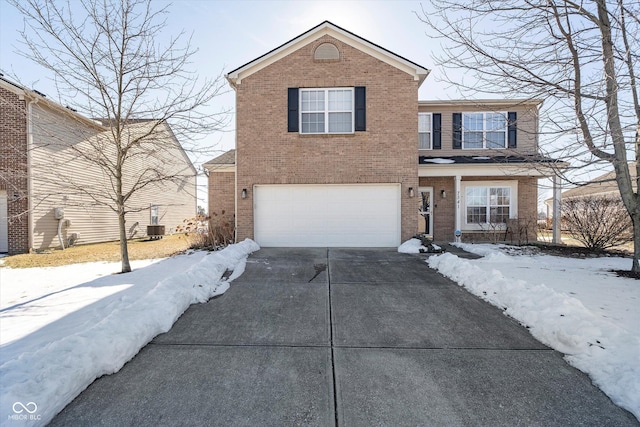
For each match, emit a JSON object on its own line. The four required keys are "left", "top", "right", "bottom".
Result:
{"left": 254, "top": 184, "right": 400, "bottom": 247}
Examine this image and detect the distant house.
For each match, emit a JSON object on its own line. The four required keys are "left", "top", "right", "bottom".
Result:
{"left": 545, "top": 168, "right": 634, "bottom": 218}
{"left": 206, "top": 21, "right": 563, "bottom": 247}
{"left": 0, "top": 76, "right": 197, "bottom": 254}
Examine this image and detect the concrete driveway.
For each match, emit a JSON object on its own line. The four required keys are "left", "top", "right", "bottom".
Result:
{"left": 51, "top": 248, "right": 638, "bottom": 426}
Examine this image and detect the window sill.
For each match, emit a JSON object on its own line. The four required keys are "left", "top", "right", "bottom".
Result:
{"left": 461, "top": 147, "right": 507, "bottom": 150}
{"left": 298, "top": 133, "right": 357, "bottom": 137}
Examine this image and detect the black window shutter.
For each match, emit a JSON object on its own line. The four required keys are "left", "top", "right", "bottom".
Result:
{"left": 453, "top": 113, "right": 462, "bottom": 149}
{"left": 288, "top": 88, "right": 299, "bottom": 132}
{"left": 508, "top": 112, "right": 517, "bottom": 148}
{"left": 354, "top": 86, "right": 366, "bottom": 131}
{"left": 432, "top": 113, "right": 442, "bottom": 149}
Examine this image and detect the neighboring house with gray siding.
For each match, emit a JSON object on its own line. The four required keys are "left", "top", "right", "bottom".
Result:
{"left": 0, "top": 75, "right": 197, "bottom": 254}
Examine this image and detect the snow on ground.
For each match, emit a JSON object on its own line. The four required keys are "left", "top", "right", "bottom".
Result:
{"left": 428, "top": 243, "right": 640, "bottom": 420}
{"left": 0, "top": 239, "right": 260, "bottom": 426}
{"left": 398, "top": 238, "right": 428, "bottom": 254}
{"left": 398, "top": 238, "right": 441, "bottom": 254}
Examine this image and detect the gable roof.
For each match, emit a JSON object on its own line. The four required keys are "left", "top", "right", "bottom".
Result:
{"left": 226, "top": 21, "right": 430, "bottom": 88}
{"left": 204, "top": 149, "right": 236, "bottom": 166}
{"left": 0, "top": 75, "right": 107, "bottom": 130}
{"left": 561, "top": 169, "right": 635, "bottom": 199}
{"left": 203, "top": 149, "right": 236, "bottom": 173}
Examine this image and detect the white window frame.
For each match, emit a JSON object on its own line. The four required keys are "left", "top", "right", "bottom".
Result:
{"left": 300, "top": 87, "right": 354, "bottom": 134}
{"left": 461, "top": 181, "right": 517, "bottom": 230}
{"left": 418, "top": 112, "right": 432, "bottom": 150}
{"left": 462, "top": 112, "right": 508, "bottom": 149}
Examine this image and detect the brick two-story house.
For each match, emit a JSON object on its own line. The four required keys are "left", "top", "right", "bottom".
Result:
{"left": 206, "top": 21, "right": 560, "bottom": 247}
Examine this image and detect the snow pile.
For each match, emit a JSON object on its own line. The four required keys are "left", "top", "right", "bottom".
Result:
{"left": 422, "top": 158, "right": 455, "bottom": 164}
{"left": 428, "top": 247, "right": 640, "bottom": 420}
{"left": 398, "top": 238, "right": 428, "bottom": 254}
{"left": 0, "top": 239, "right": 260, "bottom": 426}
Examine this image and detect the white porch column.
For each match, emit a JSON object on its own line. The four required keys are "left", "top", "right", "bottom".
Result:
{"left": 455, "top": 175, "right": 462, "bottom": 239}
{"left": 552, "top": 175, "right": 562, "bottom": 244}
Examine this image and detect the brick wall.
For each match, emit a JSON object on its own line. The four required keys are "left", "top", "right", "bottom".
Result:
{"left": 0, "top": 86, "right": 30, "bottom": 254}
{"left": 235, "top": 35, "right": 419, "bottom": 242}
{"left": 419, "top": 175, "right": 538, "bottom": 242}
{"left": 208, "top": 171, "right": 235, "bottom": 230}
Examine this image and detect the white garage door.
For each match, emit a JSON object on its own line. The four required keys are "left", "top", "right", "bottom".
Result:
{"left": 254, "top": 184, "right": 401, "bottom": 247}
{"left": 0, "top": 191, "right": 8, "bottom": 253}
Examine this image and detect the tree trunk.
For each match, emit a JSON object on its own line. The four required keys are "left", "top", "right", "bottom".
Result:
{"left": 118, "top": 207, "right": 132, "bottom": 273}
{"left": 632, "top": 212, "right": 640, "bottom": 273}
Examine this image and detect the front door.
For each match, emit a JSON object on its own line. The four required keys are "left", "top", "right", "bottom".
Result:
{"left": 418, "top": 187, "right": 433, "bottom": 237}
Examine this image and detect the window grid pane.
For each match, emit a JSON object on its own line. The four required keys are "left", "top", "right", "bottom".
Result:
{"left": 419, "top": 132, "right": 431, "bottom": 149}
{"left": 328, "top": 112, "right": 352, "bottom": 133}
{"left": 301, "top": 90, "right": 324, "bottom": 112}
{"left": 418, "top": 113, "right": 431, "bottom": 132}
{"left": 328, "top": 89, "right": 352, "bottom": 111}
{"left": 467, "top": 207, "right": 487, "bottom": 224}
{"left": 486, "top": 113, "right": 506, "bottom": 130}
{"left": 486, "top": 132, "right": 506, "bottom": 148}
{"left": 490, "top": 206, "right": 510, "bottom": 223}
{"left": 301, "top": 112, "right": 325, "bottom": 133}
{"left": 464, "top": 113, "right": 483, "bottom": 131}
{"left": 464, "top": 132, "right": 483, "bottom": 148}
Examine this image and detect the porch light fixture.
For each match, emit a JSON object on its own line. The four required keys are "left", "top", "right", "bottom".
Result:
{"left": 441, "top": 189, "right": 446, "bottom": 199}
{"left": 241, "top": 188, "right": 247, "bottom": 199}
{"left": 408, "top": 187, "right": 415, "bottom": 198}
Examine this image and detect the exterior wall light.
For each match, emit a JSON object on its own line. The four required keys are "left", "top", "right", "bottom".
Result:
{"left": 441, "top": 189, "right": 446, "bottom": 199}
{"left": 241, "top": 188, "right": 247, "bottom": 199}
{"left": 408, "top": 187, "right": 415, "bottom": 198}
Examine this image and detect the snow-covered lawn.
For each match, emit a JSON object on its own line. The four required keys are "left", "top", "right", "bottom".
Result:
{"left": 0, "top": 239, "right": 260, "bottom": 426}
{"left": 425, "top": 241, "right": 639, "bottom": 421}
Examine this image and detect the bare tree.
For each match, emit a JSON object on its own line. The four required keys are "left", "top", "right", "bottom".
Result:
{"left": 562, "top": 195, "right": 632, "bottom": 251}
{"left": 6, "top": 0, "right": 228, "bottom": 272}
{"left": 418, "top": 0, "right": 640, "bottom": 271}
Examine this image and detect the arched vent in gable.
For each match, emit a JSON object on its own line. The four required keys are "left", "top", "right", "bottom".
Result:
{"left": 314, "top": 43, "right": 340, "bottom": 61}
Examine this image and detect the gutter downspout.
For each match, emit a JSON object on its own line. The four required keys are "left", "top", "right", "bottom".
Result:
{"left": 26, "top": 99, "right": 35, "bottom": 252}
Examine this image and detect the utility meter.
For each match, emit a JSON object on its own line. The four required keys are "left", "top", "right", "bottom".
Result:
{"left": 54, "top": 207, "right": 65, "bottom": 219}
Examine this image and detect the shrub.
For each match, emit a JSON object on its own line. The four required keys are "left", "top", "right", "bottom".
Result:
{"left": 562, "top": 195, "right": 632, "bottom": 251}
{"left": 177, "top": 212, "right": 235, "bottom": 250}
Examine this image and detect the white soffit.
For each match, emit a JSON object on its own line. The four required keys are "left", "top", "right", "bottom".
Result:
{"left": 418, "top": 163, "right": 557, "bottom": 177}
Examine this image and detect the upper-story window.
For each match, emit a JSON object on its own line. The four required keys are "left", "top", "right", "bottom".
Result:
{"left": 463, "top": 112, "right": 507, "bottom": 149}
{"left": 418, "top": 112, "right": 432, "bottom": 150}
{"left": 300, "top": 88, "right": 354, "bottom": 134}
{"left": 289, "top": 87, "right": 365, "bottom": 133}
